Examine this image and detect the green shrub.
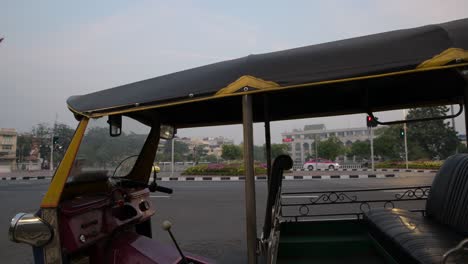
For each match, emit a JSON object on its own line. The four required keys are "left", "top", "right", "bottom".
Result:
{"left": 375, "top": 160, "right": 442, "bottom": 169}
{"left": 182, "top": 163, "right": 267, "bottom": 176}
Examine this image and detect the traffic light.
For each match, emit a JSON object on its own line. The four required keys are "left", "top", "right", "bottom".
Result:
{"left": 366, "top": 115, "right": 378, "bottom": 127}
{"left": 53, "top": 136, "right": 59, "bottom": 145}
{"left": 399, "top": 128, "right": 405, "bottom": 138}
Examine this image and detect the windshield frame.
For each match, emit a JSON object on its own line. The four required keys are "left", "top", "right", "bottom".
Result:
{"left": 41, "top": 118, "right": 89, "bottom": 208}
{"left": 40, "top": 116, "right": 161, "bottom": 208}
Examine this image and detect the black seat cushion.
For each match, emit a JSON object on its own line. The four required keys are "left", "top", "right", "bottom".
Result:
{"left": 426, "top": 154, "right": 468, "bottom": 235}
{"left": 364, "top": 208, "right": 467, "bottom": 264}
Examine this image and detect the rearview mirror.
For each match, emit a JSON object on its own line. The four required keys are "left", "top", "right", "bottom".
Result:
{"left": 108, "top": 115, "right": 122, "bottom": 137}
{"left": 160, "top": 124, "right": 176, "bottom": 139}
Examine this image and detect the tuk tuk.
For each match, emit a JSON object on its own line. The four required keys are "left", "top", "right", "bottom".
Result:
{"left": 9, "top": 18, "right": 468, "bottom": 263}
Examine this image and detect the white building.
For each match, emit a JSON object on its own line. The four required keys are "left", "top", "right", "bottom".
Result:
{"left": 161, "top": 136, "right": 235, "bottom": 159}
{"left": 281, "top": 124, "right": 375, "bottom": 164}
{"left": 0, "top": 128, "right": 17, "bottom": 173}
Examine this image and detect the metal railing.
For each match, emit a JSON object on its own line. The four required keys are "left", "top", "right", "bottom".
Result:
{"left": 280, "top": 186, "right": 430, "bottom": 221}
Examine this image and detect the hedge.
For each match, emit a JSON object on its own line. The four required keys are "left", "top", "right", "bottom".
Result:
{"left": 182, "top": 163, "right": 267, "bottom": 176}
{"left": 375, "top": 160, "right": 442, "bottom": 170}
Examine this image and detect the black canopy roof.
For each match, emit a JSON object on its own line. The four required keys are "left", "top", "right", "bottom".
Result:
{"left": 67, "top": 18, "right": 468, "bottom": 127}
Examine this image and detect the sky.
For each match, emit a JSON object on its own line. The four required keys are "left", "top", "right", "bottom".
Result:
{"left": 1, "top": 0, "right": 468, "bottom": 144}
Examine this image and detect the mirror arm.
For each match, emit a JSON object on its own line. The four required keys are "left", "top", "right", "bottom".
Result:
{"left": 367, "top": 104, "right": 463, "bottom": 126}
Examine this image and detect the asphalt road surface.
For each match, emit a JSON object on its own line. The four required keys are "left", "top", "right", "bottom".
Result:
{"left": 0, "top": 175, "right": 434, "bottom": 264}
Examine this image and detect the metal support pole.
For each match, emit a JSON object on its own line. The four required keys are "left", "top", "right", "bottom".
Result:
{"left": 315, "top": 135, "right": 318, "bottom": 169}
{"left": 50, "top": 135, "right": 54, "bottom": 171}
{"left": 403, "top": 110, "right": 409, "bottom": 169}
{"left": 462, "top": 70, "right": 468, "bottom": 148}
{"left": 290, "top": 142, "right": 295, "bottom": 164}
{"left": 465, "top": 86, "right": 468, "bottom": 148}
{"left": 451, "top": 105, "right": 456, "bottom": 130}
{"left": 264, "top": 96, "right": 272, "bottom": 186}
{"left": 300, "top": 143, "right": 304, "bottom": 165}
{"left": 451, "top": 105, "right": 458, "bottom": 154}
{"left": 50, "top": 114, "right": 57, "bottom": 171}
{"left": 242, "top": 95, "right": 257, "bottom": 264}
{"left": 370, "top": 127, "right": 375, "bottom": 171}
{"left": 403, "top": 123, "right": 409, "bottom": 169}
{"left": 171, "top": 138, "right": 175, "bottom": 177}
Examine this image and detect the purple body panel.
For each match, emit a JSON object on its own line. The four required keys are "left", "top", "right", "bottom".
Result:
{"left": 60, "top": 195, "right": 109, "bottom": 252}
{"left": 110, "top": 232, "right": 214, "bottom": 264}
{"left": 56, "top": 187, "right": 213, "bottom": 263}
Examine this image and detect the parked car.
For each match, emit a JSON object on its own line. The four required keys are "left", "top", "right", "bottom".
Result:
{"left": 303, "top": 158, "right": 340, "bottom": 170}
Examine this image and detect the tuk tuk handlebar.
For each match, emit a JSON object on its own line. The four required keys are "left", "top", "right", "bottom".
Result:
{"left": 148, "top": 182, "right": 173, "bottom": 194}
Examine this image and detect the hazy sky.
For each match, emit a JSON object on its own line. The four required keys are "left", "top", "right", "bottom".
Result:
{"left": 1, "top": 0, "right": 467, "bottom": 144}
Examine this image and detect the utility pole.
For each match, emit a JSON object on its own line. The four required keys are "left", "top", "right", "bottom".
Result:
{"left": 50, "top": 135, "right": 54, "bottom": 171}
{"left": 369, "top": 127, "right": 374, "bottom": 170}
{"left": 451, "top": 105, "right": 458, "bottom": 154}
{"left": 366, "top": 115, "right": 377, "bottom": 171}
{"left": 403, "top": 110, "right": 409, "bottom": 169}
{"left": 451, "top": 105, "right": 456, "bottom": 130}
{"left": 315, "top": 134, "right": 318, "bottom": 169}
{"left": 50, "top": 113, "right": 58, "bottom": 171}
{"left": 171, "top": 138, "right": 175, "bottom": 177}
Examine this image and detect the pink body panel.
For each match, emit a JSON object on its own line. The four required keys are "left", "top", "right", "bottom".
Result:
{"left": 58, "top": 188, "right": 213, "bottom": 263}
{"left": 110, "top": 232, "right": 214, "bottom": 264}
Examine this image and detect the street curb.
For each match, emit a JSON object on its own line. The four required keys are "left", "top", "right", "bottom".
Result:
{"left": 292, "top": 168, "right": 437, "bottom": 173}
{"left": 1, "top": 176, "right": 51, "bottom": 181}
{"left": 0, "top": 174, "right": 397, "bottom": 181}
{"left": 155, "top": 174, "right": 396, "bottom": 181}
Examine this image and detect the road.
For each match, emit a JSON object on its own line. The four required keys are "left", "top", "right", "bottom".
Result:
{"left": 0, "top": 175, "right": 434, "bottom": 263}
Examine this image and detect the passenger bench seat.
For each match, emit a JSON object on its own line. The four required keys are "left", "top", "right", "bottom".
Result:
{"left": 364, "top": 154, "right": 468, "bottom": 264}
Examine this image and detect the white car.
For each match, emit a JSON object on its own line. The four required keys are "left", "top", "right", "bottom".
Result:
{"left": 303, "top": 158, "right": 340, "bottom": 170}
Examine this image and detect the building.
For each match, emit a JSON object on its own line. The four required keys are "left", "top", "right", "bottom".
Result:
{"left": 281, "top": 124, "right": 375, "bottom": 164}
{"left": 201, "top": 136, "right": 235, "bottom": 157}
{"left": 159, "top": 136, "right": 235, "bottom": 160}
{"left": 0, "top": 128, "right": 17, "bottom": 172}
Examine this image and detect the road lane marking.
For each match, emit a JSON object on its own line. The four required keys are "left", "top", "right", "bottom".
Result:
{"left": 150, "top": 195, "right": 171, "bottom": 198}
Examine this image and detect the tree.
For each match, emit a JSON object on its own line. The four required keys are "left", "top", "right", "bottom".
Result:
{"left": 52, "top": 123, "right": 75, "bottom": 167}
{"left": 406, "top": 106, "right": 459, "bottom": 159}
{"left": 373, "top": 125, "right": 429, "bottom": 160}
{"left": 251, "top": 144, "right": 288, "bottom": 162}
{"left": 78, "top": 127, "right": 147, "bottom": 167}
{"left": 270, "top": 144, "right": 288, "bottom": 159}
{"left": 161, "top": 140, "right": 189, "bottom": 161}
{"left": 193, "top": 144, "right": 209, "bottom": 162}
{"left": 348, "top": 140, "right": 370, "bottom": 160}
{"left": 16, "top": 134, "right": 32, "bottom": 163}
{"left": 373, "top": 126, "right": 405, "bottom": 160}
{"left": 203, "top": 154, "right": 218, "bottom": 163}
{"left": 222, "top": 144, "right": 242, "bottom": 161}
{"left": 317, "top": 136, "right": 344, "bottom": 160}
{"left": 253, "top": 145, "right": 266, "bottom": 162}
{"left": 32, "top": 123, "right": 52, "bottom": 164}
{"left": 29, "top": 122, "right": 78, "bottom": 168}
